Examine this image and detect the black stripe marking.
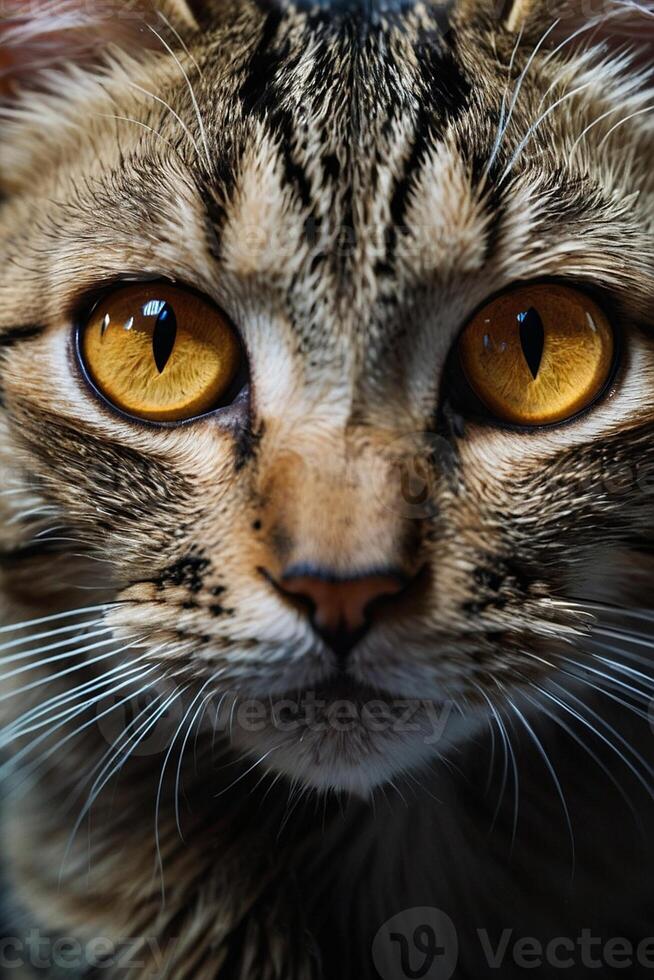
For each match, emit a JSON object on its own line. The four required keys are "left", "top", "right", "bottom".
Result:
{"left": 239, "top": 11, "right": 313, "bottom": 210}
{"left": 386, "top": 32, "right": 471, "bottom": 259}
{"left": 468, "top": 148, "right": 507, "bottom": 264}
{"left": 0, "top": 325, "right": 44, "bottom": 348}
{"left": 0, "top": 540, "right": 64, "bottom": 564}
{"left": 198, "top": 124, "right": 245, "bottom": 258}
{"left": 0, "top": 326, "right": 44, "bottom": 407}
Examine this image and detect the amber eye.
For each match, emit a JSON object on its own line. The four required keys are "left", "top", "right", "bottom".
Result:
{"left": 80, "top": 284, "right": 243, "bottom": 422}
{"left": 457, "top": 284, "right": 615, "bottom": 426}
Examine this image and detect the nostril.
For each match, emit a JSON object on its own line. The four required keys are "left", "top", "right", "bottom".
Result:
{"left": 261, "top": 565, "right": 410, "bottom": 661}
{"left": 281, "top": 569, "right": 407, "bottom": 635}
{"left": 317, "top": 623, "right": 368, "bottom": 662}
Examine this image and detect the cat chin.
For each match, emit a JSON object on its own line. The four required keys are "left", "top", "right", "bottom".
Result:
{"left": 228, "top": 695, "right": 478, "bottom": 796}
{"left": 258, "top": 734, "right": 440, "bottom": 797}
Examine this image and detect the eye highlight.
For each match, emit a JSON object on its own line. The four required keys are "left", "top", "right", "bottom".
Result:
{"left": 457, "top": 284, "right": 615, "bottom": 426}
{"left": 80, "top": 284, "right": 243, "bottom": 422}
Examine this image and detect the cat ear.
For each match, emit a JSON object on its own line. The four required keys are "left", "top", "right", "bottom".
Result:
{"left": 0, "top": 1, "right": 200, "bottom": 98}
{"left": 496, "top": 0, "right": 654, "bottom": 76}
{"left": 499, "top": 0, "right": 654, "bottom": 45}
{"left": 178, "top": 1, "right": 224, "bottom": 27}
{"left": 500, "top": 0, "right": 537, "bottom": 34}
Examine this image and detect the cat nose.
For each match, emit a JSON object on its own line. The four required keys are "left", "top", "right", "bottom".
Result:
{"left": 271, "top": 566, "right": 408, "bottom": 661}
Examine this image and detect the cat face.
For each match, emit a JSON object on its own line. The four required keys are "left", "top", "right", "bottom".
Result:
{"left": 1, "top": 0, "right": 654, "bottom": 793}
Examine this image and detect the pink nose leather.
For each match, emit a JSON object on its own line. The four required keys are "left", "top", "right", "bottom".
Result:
{"left": 279, "top": 573, "right": 405, "bottom": 636}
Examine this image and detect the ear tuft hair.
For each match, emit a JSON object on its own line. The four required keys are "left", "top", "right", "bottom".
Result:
{"left": 498, "top": 0, "right": 654, "bottom": 86}
{"left": 550, "top": 1, "right": 654, "bottom": 77}
{"left": 502, "top": 0, "right": 654, "bottom": 43}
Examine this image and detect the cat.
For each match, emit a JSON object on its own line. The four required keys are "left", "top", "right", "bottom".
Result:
{"left": 1, "top": 0, "right": 654, "bottom": 976}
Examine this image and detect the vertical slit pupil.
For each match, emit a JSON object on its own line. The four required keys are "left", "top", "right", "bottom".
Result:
{"left": 153, "top": 303, "right": 177, "bottom": 374}
{"left": 518, "top": 307, "right": 545, "bottom": 379}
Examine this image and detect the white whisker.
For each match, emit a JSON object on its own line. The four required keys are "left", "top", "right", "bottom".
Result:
{"left": 487, "top": 18, "right": 560, "bottom": 172}
{"left": 127, "top": 80, "right": 202, "bottom": 162}
{"left": 563, "top": 655, "right": 652, "bottom": 702}
{"left": 506, "top": 695, "right": 575, "bottom": 873}
{"left": 0, "top": 604, "right": 115, "bottom": 636}
{"left": 0, "top": 631, "right": 123, "bottom": 685}
{"left": 567, "top": 668, "right": 651, "bottom": 723}
{"left": 593, "top": 654, "right": 654, "bottom": 686}
{"left": 93, "top": 112, "right": 176, "bottom": 153}
{"left": 174, "top": 684, "right": 221, "bottom": 840}
{"left": 1, "top": 657, "right": 153, "bottom": 744}
{"left": 146, "top": 24, "right": 211, "bottom": 171}
{"left": 535, "top": 667, "right": 654, "bottom": 783}
{"left": 0, "top": 626, "right": 111, "bottom": 669}
{"left": 598, "top": 103, "right": 654, "bottom": 146}
{"left": 0, "top": 617, "right": 106, "bottom": 655}
{"left": 6, "top": 506, "right": 58, "bottom": 526}
{"left": 157, "top": 11, "right": 202, "bottom": 75}
{"left": 522, "top": 683, "right": 641, "bottom": 824}
{"left": 570, "top": 103, "right": 623, "bottom": 158}
{"left": 5, "top": 662, "right": 151, "bottom": 745}
{"left": 528, "top": 682, "right": 653, "bottom": 808}
{"left": 77, "top": 669, "right": 178, "bottom": 797}
{"left": 5, "top": 667, "right": 160, "bottom": 787}
{"left": 501, "top": 80, "right": 595, "bottom": 180}
{"left": 62, "top": 683, "right": 182, "bottom": 880}
{"left": 0, "top": 635, "right": 146, "bottom": 704}
{"left": 214, "top": 746, "right": 279, "bottom": 801}
{"left": 487, "top": 24, "right": 524, "bottom": 176}
{"left": 153, "top": 679, "right": 197, "bottom": 900}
